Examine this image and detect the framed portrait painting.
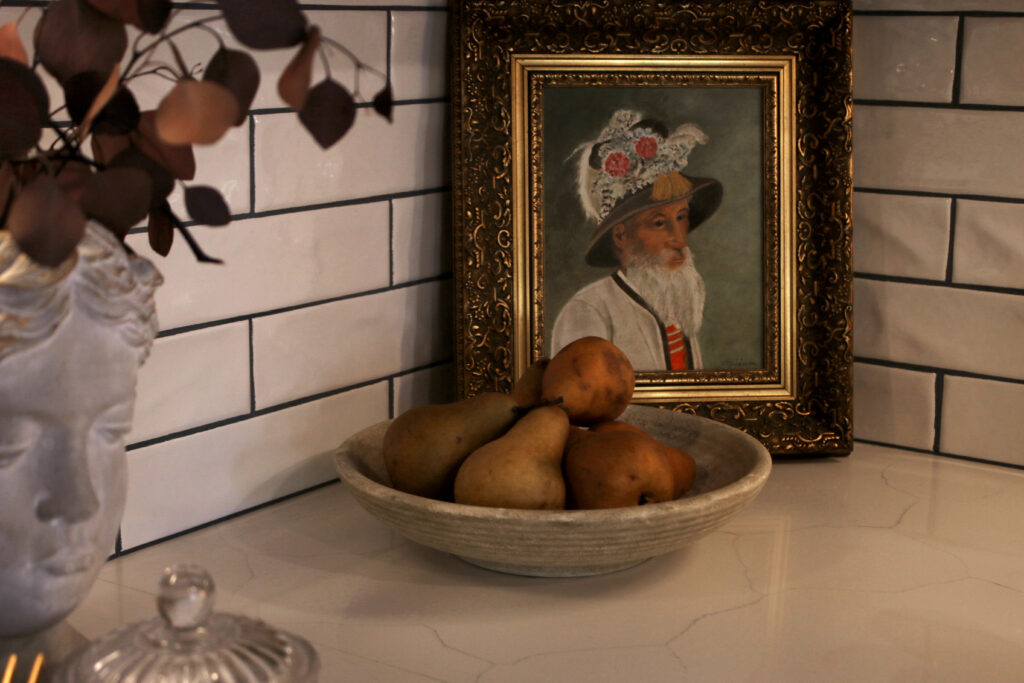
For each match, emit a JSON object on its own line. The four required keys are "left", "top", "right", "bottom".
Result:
{"left": 450, "top": 0, "right": 853, "bottom": 455}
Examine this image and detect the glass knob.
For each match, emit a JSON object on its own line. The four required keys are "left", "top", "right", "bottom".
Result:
{"left": 156, "top": 564, "right": 215, "bottom": 630}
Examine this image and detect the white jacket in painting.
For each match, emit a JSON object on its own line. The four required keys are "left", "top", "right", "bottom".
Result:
{"left": 550, "top": 271, "right": 703, "bottom": 371}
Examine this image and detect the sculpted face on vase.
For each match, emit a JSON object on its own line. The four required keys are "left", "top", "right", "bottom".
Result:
{"left": 0, "top": 223, "right": 161, "bottom": 638}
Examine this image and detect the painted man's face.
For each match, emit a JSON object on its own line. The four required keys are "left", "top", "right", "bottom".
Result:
{"left": 612, "top": 197, "right": 692, "bottom": 271}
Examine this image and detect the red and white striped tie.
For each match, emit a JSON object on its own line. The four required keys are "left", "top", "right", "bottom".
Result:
{"left": 665, "top": 324, "right": 687, "bottom": 370}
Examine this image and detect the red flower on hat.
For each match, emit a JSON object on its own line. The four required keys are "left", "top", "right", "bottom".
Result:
{"left": 604, "top": 152, "right": 630, "bottom": 177}
{"left": 634, "top": 136, "right": 658, "bottom": 158}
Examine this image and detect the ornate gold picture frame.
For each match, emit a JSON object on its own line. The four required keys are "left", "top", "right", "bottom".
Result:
{"left": 451, "top": 0, "right": 852, "bottom": 455}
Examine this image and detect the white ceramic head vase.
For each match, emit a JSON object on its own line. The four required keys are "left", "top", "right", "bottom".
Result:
{"left": 0, "top": 223, "right": 161, "bottom": 638}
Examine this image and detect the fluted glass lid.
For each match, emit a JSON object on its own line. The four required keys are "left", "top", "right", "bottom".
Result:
{"left": 56, "top": 564, "right": 318, "bottom": 682}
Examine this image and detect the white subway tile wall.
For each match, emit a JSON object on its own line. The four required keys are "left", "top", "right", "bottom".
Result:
{"left": 11, "top": 0, "right": 1021, "bottom": 552}
{"left": 107, "top": 5, "right": 451, "bottom": 550}
{"left": 852, "top": 1, "right": 1024, "bottom": 469}
{"left": 852, "top": 194, "right": 951, "bottom": 280}
{"left": 852, "top": 16, "right": 958, "bottom": 102}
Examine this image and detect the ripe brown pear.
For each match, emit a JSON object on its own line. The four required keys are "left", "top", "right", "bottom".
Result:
{"left": 564, "top": 429, "right": 675, "bottom": 509}
{"left": 591, "top": 420, "right": 696, "bottom": 498}
{"left": 453, "top": 405, "right": 570, "bottom": 510}
{"left": 541, "top": 336, "right": 635, "bottom": 426}
{"left": 383, "top": 392, "right": 519, "bottom": 499}
{"left": 509, "top": 356, "right": 549, "bottom": 408}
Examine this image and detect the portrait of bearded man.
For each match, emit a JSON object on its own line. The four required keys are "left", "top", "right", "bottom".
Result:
{"left": 550, "top": 110, "right": 722, "bottom": 371}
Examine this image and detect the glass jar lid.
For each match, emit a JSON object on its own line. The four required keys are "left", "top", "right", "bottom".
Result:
{"left": 56, "top": 564, "right": 319, "bottom": 682}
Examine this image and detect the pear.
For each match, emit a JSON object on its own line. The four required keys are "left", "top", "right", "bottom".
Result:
{"left": 509, "top": 356, "right": 549, "bottom": 408}
{"left": 564, "top": 429, "right": 675, "bottom": 509}
{"left": 383, "top": 392, "right": 520, "bottom": 499}
{"left": 541, "top": 336, "right": 635, "bottom": 425}
{"left": 453, "top": 404, "right": 570, "bottom": 510}
{"left": 591, "top": 420, "right": 696, "bottom": 498}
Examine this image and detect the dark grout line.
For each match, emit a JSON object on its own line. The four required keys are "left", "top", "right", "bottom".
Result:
{"left": 249, "top": 97, "right": 448, "bottom": 117}
{"left": 853, "top": 271, "right": 1024, "bottom": 297}
{"left": 932, "top": 372, "right": 945, "bottom": 453}
{"left": 248, "top": 319, "right": 256, "bottom": 413}
{"left": 854, "top": 438, "right": 1024, "bottom": 472}
{"left": 155, "top": 273, "right": 452, "bottom": 339}
{"left": 951, "top": 15, "right": 965, "bottom": 105}
{"left": 855, "top": 99, "right": 1024, "bottom": 112}
{"left": 944, "top": 198, "right": 958, "bottom": 283}
{"left": 112, "top": 479, "right": 342, "bottom": 558}
{"left": 128, "top": 186, "right": 451, "bottom": 235}
{"left": 854, "top": 9, "right": 1024, "bottom": 17}
{"left": 855, "top": 187, "right": 1024, "bottom": 205}
{"left": 387, "top": 377, "right": 395, "bottom": 419}
{"left": 248, "top": 113, "right": 257, "bottom": 215}
{"left": 388, "top": 198, "right": 395, "bottom": 288}
{"left": 854, "top": 356, "right": 1024, "bottom": 387}
{"left": 126, "top": 356, "right": 453, "bottom": 451}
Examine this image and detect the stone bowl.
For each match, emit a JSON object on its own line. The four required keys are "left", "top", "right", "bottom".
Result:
{"left": 333, "top": 405, "right": 772, "bottom": 577}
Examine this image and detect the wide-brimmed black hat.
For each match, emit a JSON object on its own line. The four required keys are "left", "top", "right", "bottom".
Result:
{"left": 575, "top": 111, "right": 723, "bottom": 267}
{"left": 583, "top": 172, "right": 722, "bottom": 267}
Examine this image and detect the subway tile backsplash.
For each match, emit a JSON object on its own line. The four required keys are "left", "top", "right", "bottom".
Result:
{"left": 960, "top": 18, "right": 1024, "bottom": 106}
{"left": 129, "top": 323, "right": 252, "bottom": 444}
{"left": 252, "top": 281, "right": 451, "bottom": 409}
{"left": 122, "top": 383, "right": 390, "bottom": 548}
{"left": 100, "top": 0, "right": 1024, "bottom": 552}
{"left": 113, "top": 5, "right": 452, "bottom": 551}
{"left": 853, "top": 363, "right": 936, "bottom": 451}
{"left": 853, "top": 193, "right": 951, "bottom": 280}
{"left": 854, "top": 107, "right": 1024, "bottom": 198}
{"left": 854, "top": 280, "right": 1024, "bottom": 381}
{"left": 851, "top": 1, "right": 1024, "bottom": 471}
{"left": 253, "top": 103, "right": 448, "bottom": 211}
{"left": 853, "top": 15, "right": 958, "bottom": 102}
{"left": 953, "top": 200, "right": 1024, "bottom": 290}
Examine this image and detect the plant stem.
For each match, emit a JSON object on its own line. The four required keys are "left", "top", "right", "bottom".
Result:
{"left": 122, "top": 13, "right": 224, "bottom": 83}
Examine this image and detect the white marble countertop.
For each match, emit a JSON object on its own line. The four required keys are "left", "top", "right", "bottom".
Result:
{"left": 67, "top": 443, "right": 1024, "bottom": 681}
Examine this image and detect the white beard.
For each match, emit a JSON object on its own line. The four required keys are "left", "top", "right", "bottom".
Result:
{"left": 621, "top": 246, "right": 706, "bottom": 338}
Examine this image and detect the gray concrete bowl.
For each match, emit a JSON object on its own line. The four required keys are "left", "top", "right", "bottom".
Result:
{"left": 333, "top": 405, "right": 772, "bottom": 577}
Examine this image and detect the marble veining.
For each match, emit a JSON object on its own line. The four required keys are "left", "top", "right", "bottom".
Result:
{"left": 65, "top": 444, "right": 1024, "bottom": 681}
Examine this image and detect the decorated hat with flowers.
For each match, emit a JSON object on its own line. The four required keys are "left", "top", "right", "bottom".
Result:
{"left": 575, "top": 110, "right": 723, "bottom": 267}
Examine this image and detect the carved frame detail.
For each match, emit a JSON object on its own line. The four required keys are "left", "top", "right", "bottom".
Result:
{"left": 450, "top": 0, "right": 853, "bottom": 455}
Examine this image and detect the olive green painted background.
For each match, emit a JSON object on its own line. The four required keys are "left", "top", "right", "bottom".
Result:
{"left": 541, "top": 86, "right": 764, "bottom": 370}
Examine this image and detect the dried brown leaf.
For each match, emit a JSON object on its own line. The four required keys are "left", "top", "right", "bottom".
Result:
{"left": 147, "top": 202, "right": 174, "bottom": 256}
{"left": 84, "top": 0, "right": 139, "bottom": 25}
{"left": 85, "top": 0, "right": 169, "bottom": 33}
{"left": 0, "top": 21, "right": 28, "bottom": 65}
{"left": 82, "top": 167, "right": 151, "bottom": 238}
{"left": 132, "top": 110, "right": 195, "bottom": 181}
{"left": 217, "top": 0, "right": 306, "bottom": 50}
{"left": 154, "top": 79, "right": 238, "bottom": 146}
{"left": 78, "top": 63, "right": 120, "bottom": 137}
{"left": 90, "top": 131, "right": 130, "bottom": 166}
{"left": 0, "top": 58, "right": 48, "bottom": 160}
{"left": 298, "top": 78, "right": 356, "bottom": 149}
{"left": 184, "top": 185, "right": 230, "bottom": 226}
{"left": 110, "top": 146, "right": 173, "bottom": 210}
{"left": 35, "top": 0, "right": 127, "bottom": 86}
{"left": 204, "top": 47, "right": 260, "bottom": 126}
{"left": 66, "top": 69, "right": 140, "bottom": 139}
{"left": 5, "top": 174, "right": 87, "bottom": 267}
{"left": 136, "top": 0, "right": 172, "bottom": 34}
{"left": 277, "top": 25, "right": 320, "bottom": 111}
{"left": 372, "top": 83, "right": 393, "bottom": 122}
{"left": 54, "top": 159, "right": 93, "bottom": 204}
{"left": 0, "top": 163, "right": 14, "bottom": 222}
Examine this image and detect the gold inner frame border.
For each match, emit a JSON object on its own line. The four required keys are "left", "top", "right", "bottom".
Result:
{"left": 510, "top": 54, "right": 797, "bottom": 403}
